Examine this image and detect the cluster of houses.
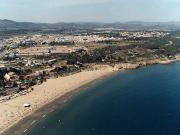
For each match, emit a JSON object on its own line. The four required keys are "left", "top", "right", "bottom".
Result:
{"left": 0, "top": 64, "right": 81, "bottom": 99}
{"left": 0, "top": 67, "right": 45, "bottom": 96}
{"left": 2, "top": 31, "right": 170, "bottom": 48}
{"left": 2, "top": 34, "right": 109, "bottom": 47}
{"left": 119, "top": 31, "right": 169, "bottom": 39}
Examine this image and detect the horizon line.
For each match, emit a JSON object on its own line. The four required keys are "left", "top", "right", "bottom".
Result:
{"left": 1, "top": 19, "right": 180, "bottom": 24}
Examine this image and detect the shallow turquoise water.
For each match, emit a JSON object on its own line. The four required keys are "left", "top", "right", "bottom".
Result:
{"left": 28, "top": 62, "right": 180, "bottom": 135}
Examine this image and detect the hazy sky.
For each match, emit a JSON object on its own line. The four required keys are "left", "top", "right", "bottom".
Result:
{"left": 0, "top": 0, "right": 180, "bottom": 23}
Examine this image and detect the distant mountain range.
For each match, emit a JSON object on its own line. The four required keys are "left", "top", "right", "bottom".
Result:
{"left": 1, "top": 19, "right": 180, "bottom": 32}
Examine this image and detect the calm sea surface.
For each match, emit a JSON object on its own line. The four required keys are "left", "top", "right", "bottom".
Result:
{"left": 28, "top": 62, "right": 180, "bottom": 135}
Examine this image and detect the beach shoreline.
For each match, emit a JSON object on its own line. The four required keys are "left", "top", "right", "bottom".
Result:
{"left": 1, "top": 56, "right": 180, "bottom": 135}
{"left": 0, "top": 66, "right": 114, "bottom": 135}
{"left": 1, "top": 69, "right": 114, "bottom": 135}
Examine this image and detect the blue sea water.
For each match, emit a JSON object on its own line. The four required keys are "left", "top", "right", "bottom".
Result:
{"left": 28, "top": 62, "right": 180, "bottom": 135}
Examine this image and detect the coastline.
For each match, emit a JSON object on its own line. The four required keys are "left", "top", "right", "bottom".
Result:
{"left": 1, "top": 55, "right": 180, "bottom": 135}
{"left": 0, "top": 66, "right": 114, "bottom": 135}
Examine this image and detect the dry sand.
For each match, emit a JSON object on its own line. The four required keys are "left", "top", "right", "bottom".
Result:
{"left": 0, "top": 66, "right": 113, "bottom": 134}
{"left": 1, "top": 55, "right": 180, "bottom": 134}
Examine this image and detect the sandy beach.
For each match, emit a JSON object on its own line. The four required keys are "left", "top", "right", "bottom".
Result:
{"left": 1, "top": 55, "right": 180, "bottom": 135}
{"left": 0, "top": 66, "right": 113, "bottom": 134}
